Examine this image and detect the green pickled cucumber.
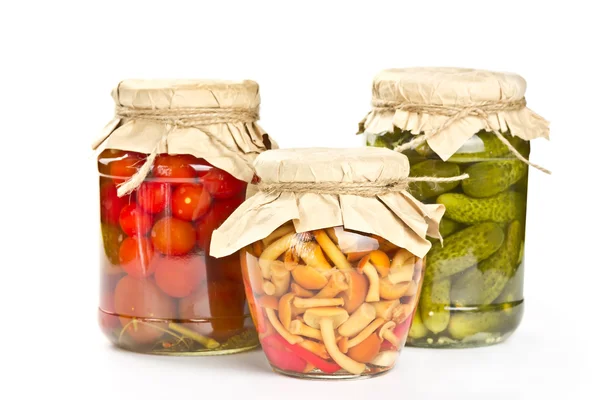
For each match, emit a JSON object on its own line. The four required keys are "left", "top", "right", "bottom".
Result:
{"left": 447, "top": 310, "right": 505, "bottom": 340}
{"left": 101, "top": 223, "right": 125, "bottom": 265}
{"left": 408, "top": 306, "right": 429, "bottom": 339}
{"left": 447, "top": 132, "right": 511, "bottom": 163}
{"left": 451, "top": 221, "right": 523, "bottom": 306}
{"left": 462, "top": 160, "right": 527, "bottom": 198}
{"left": 420, "top": 277, "right": 451, "bottom": 333}
{"left": 439, "top": 218, "right": 464, "bottom": 237}
{"left": 426, "top": 222, "right": 505, "bottom": 280}
{"left": 408, "top": 160, "right": 461, "bottom": 201}
{"left": 437, "top": 191, "right": 526, "bottom": 224}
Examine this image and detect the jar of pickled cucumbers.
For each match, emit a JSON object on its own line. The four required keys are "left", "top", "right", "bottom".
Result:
{"left": 359, "top": 68, "right": 550, "bottom": 348}
{"left": 210, "top": 148, "right": 446, "bottom": 378}
{"left": 95, "top": 79, "right": 276, "bottom": 354}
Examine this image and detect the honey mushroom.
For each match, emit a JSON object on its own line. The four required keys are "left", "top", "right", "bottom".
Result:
{"left": 338, "top": 336, "right": 349, "bottom": 354}
{"left": 372, "top": 300, "right": 400, "bottom": 320}
{"left": 340, "top": 271, "right": 368, "bottom": 313}
{"left": 346, "top": 251, "right": 371, "bottom": 262}
{"left": 257, "top": 295, "right": 279, "bottom": 310}
{"left": 259, "top": 232, "right": 295, "bottom": 279}
{"left": 294, "top": 241, "right": 333, "bottom": 270}
{"left": 263, "top": 281, "right": 276, "bottom": 295}
{"left": 313, "top": 270, "right": 348, "bottom": 298}
{"left": 347, "top": 333, "right": 381, "bottom": 363}
{"left": 387, "top": 249, "right": 415, "bottom": 284}
{"left": 346, "top": 317, "right": 385, "bottom": 348}
{"left": 270, "top": 261, "right": 291, "bottom": 297}
{"left": 303, "top": 307, "right": 366, "bottom": 375}
{"left": 291, "top": 282, "right": 315, "bottom": 297}
{"left": 265, "top": 308, "right": 303, "bottom": 344}
{"left": 289, "top": 319, "right": 322, "bottom": 340}
{"left": 324, "top": 228, "right": 339, "bottom": 244}
{"left": 283, "top": 249, "right": 299, "bottom": 271}
{"left": 379, "top": 321, "right": 401, "bottom": 348}
{"left": 278, "top": 293, "right": 295, "bottom": 330}
{"left": 337, "top": 303, "right": 376, "bottom": 337}
{"left": 367, "top": 250, "right": 391, "bottom": 277}
{"left": 251, "top": 241, "right": 264, "bottom": 257}
{"left": 298, "top": 340, "right": 329, "bottom": 359}
{"left": 357, "top": 254, "right": 381, "bottom": 302}
{"left": 313, "top": 230, "right": 352, "bottom": 270}
{"left": 294, "top": 297, "right": 344, "bottom": 308}
{"left": 391, "top": 303, "right": 412, "bottom": 324}
{"left": 379, "top": 277, "right": 411, "bottom": 300}
{"left": 291, "top": 266, "right": 328, "bottom": 290}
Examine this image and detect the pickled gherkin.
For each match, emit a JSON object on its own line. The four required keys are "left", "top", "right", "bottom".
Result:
{"left": 366, "top": 129, "right": 530, "bottom": 348}
{"left": 409, "top": 160, "right": 461, "bottom": 201}
{"left": 451, "top": 221, "right": 523, "bottom": 306}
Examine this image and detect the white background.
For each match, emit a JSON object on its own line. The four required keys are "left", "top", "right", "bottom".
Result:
{"left": 0, "top": 1, "right": 597, "bottom": 399}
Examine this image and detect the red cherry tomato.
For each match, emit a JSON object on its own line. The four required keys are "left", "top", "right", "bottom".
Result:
{"left": 114, "top": 276, "right": 176, "bottom": 343}
{"left": 151, "top": 217, "right": 196, "bottom": 256}
{"left": 118, "top": 237, "right": 156, "bottom": 278}
{"left": 178, "top": 280, "right": 246, "bottom": 340}
{"left": 152, "top": 154, "right": 197, "bottom": 181}
{"left": 195, "top": 158, "right": 213, "bottom": 178}
{"left": 196, "top": 195, "right": 245, "bottom": 250}
{"left": 171, "top": 184, "right": 212, "bottom": 221}
{"left": 137, "top": 182, "right": 171, "bottom": 214}
{"left": 100, "top": 183, "right": 128, "bottom": 225}
{"left": 119, "top": 204, "right": 154, "bottom": 237}
{"left": 109, "top": 152, "right": 145, "bottom": 184}
{"left": 154, "top": 255, "right": 206, "bottom": 298}
{"left": 201, "top": 168, "right": 246, "bottom": 199}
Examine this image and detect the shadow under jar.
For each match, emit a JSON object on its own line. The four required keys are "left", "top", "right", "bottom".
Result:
{"left": 367, "top": 131, "right": 528, "bottom": 348}
{"left": 98, "top": 150, "right": 257, "bottom": 354}
{"left": 241, "top": 225, "right": 425, "bottom": 378}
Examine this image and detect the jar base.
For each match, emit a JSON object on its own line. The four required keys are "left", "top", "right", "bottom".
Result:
{"left": 99, "top": 309, "right": 259, "bottom": 355}
{"left": 407, "top": 301, "right": 524, "bottom": 349}
{"left": 270, "top": 365, "right": 393, "bottom": 380}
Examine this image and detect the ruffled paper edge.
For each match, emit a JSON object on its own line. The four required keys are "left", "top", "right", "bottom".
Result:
{"left": 359, "top": 107, "right": 549, "bottom": 161}
{"left": 95, "top": 119, "right": 277, "bottom": 183}
{"left": 210, "top": 190, "right": 444, "bottom": 260}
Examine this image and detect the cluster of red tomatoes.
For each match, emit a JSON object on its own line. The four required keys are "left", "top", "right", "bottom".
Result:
{"left": 98, "top": 150, "right": 248, "bottom": 345}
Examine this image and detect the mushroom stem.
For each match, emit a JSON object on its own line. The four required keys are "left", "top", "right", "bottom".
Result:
{"left": 298, "top": 340, "right": 330, "bottom": 359}
{"left": 325, "top": 228, "right": 339, "bottom": 244}
{"left": 262, "top": 224, "right": 295, "bottom": 247}
{"left": 359, "top": 261, "right": 380, "bottom": 302}
{"left": 278, "top": 293, "right": 295, "bottom": 330}
{"left": 338, "top": 303, "right": 376, "bottom": 337}
{"left": 265, "top": 308, "right": 303, "bottom": 344}
{"left": 271, "top": 262, "right": 291, "bottom": 297}
{"left": 259, "top": 233, "right": 295, "bottom": 278}
{"left": 257, "top": 295, "right": 279, "bottom": 310}
{"left": 313, "top": 271, "right": 348, "bottom": 298}
{"left": 289, "top": 320, "right": 322, "bottom": 340}
{"left": 263, "top": 281, "right": 276, "bottom": 296}
{"left": 373, "top": 299, "right": 400, "bottom": 320}
{"left": 251, "top": 241, "right": 264, "bottom": 257}
{"left": 379, "top": 277, "right": 411, "bottom": 300}
{"left": 379, "top": 321, "right": 400, "bottom": 347}
{"left": 320, "top": 319, "right": 366, "bottom": 375}
{"left": 313, "top": 230, "right": 352, "bottom": 270}
{"left": 347, "top": 318, "right": 386, "bottom": 348}
{"left": 388, "top": 249, "right": 415, "bottom": 284}
{"left": 295, "top": 241, "right": 332, "bottom": 269}
{"left": 283, "top": 249, "right": 299, "bottom": 270}
{"left": 291, "top": 283, "right": 315, "bottom": 298}
{"left": 293, "top": 297, "right": 344, "bottom": 308}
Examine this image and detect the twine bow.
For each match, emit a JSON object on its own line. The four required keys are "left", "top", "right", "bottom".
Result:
{"left": 97, "top": 106, "right": 259, "bottom": 197}
{"left": 371, "top": 98, "right": 550, "bottom": 175}
{"left": 257, "top": 175, "right": 469, "bottom": 197}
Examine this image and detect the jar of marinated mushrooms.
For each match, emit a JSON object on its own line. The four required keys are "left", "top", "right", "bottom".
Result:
{"left": 359, "top": 68, "right": 550, "bottom": 348}
{"left": 210, "top": 148, "right": 450, "bottom": 379}
{"left": 95, "top": 79, "right": 276, "bottom": 355}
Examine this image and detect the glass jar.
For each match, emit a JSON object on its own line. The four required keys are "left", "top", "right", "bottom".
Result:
{"left": 98, "top": 150, "right": 257, "bottom": 354}
{"left": 360, "top": 68, "right": 550, "bottom": 348}
{"left": 367, "top": 131, "right": 528, "bottom": 348}
{"left": 209, "top": 147, "right": 444, "bottom": 378}
{"left": 241, "top": 225, "right": 425, "bottom": 378}
{"left": 95, "top": 79, "right": 275, "bottom": 354}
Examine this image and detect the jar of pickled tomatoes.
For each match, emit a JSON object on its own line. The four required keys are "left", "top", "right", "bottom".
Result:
{"left": 210, "top": 148, "right": 445, "bottom": 378}
{"left": 96, "top": 79, "right": 276, "bottom": 354}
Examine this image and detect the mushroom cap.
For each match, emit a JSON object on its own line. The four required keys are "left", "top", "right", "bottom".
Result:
{"left": 303, "top": 307, "right": 349, "bottom": 329}
{"left": 291, "top": 265, "right": 328, "bottom": 290}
